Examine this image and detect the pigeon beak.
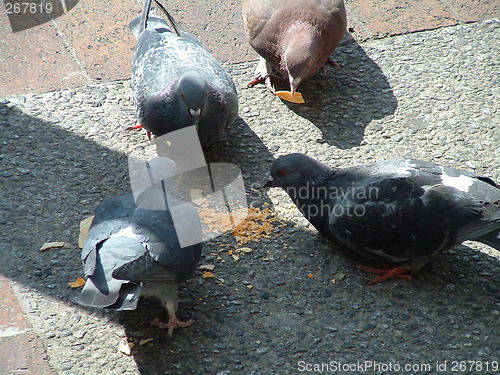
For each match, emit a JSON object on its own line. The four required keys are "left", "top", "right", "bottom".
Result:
{"left": 189, "top": 108, "right": 201, "bottom": 130}
{"left": 261, "top": 175, "right": 275, "bottom": 189}
{"left": 289, "top": 77, "right": 301, "bottom": 95}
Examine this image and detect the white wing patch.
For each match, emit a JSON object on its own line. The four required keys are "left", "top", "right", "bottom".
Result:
{"left": 117, "top": 226, "right": 139, "bottom": 240}
{"left": 439, "top": 167, "right": 474, "bottom": 192}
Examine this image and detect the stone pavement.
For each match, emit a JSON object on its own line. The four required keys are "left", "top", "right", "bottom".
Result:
{"left": 0, "top": 1, "right": 498, "bottom": 374}
{"left": 0, "top": 0, "right": 498, "bottom": 95}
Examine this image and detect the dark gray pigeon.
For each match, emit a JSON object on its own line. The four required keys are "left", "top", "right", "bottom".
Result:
{"left": 242, "top": 0, "right": 347, "bottom": 96}
{"left": 264, "top": 154, "right": 500, "bottom": 284}
{"left": 129, "top": 0, "right": 238, "bottom": 146}
{"left": 78, "top": 183, "right": 203, "bottom": 336}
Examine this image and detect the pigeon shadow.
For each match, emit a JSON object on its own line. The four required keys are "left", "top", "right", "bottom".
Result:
{"left": 278, "top": 35, "right": 398, "bottom": 149}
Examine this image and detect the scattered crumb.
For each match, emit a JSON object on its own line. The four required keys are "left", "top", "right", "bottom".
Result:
{"left": 237, "top": 247, "right": 253, "bottom": 254}
{"left": 190, "top": 189, "right": 204, "bottom": 206}
{"left": 67, "top": 278, "right": 86, "bottom": 288}
{"left": 274, "top": 90, "right": 305, "bottom": 104}
{"left": 335, "top": 273, "right": 346, "bottom": 281}
{"left": 230, "top": 206, "right": 287, "bottom": 246}
{"left": 119, "top": 342, "right": 134, "bottom": 356}
{"left": 40, "top": 242, "right": 65, "bottom": 251}
{"left": 307, "top": 273, "right": 314, "bottom": 279}
{"left": 78, "top": 215, "right": 94, "bottom": 248}
{"left": 202, "top": 271, "right": 214, "bottom": 279}
{"left": 199, "top": 264, "right": 215, "bottom": 271}
{"left": 139, "top": 338, "right": 154, "bottom": 346}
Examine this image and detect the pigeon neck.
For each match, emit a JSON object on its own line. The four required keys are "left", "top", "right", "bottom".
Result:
{"left": 281, "top": 22, "right": 316, "bottom": 78}
{"left": 285, "top": 165, "right": 335, "bottom": 198}
{"left": 284, "top": 165, "right": 337, "bottom": 234}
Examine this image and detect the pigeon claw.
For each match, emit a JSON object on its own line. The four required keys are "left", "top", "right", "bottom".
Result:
{"left": 151, "top": 315, "right": 195, "bottom": 337}
{"left": 357, "top": 264, "right": 412, "bottom": 285}
{"left": 247, "top": 74, "right": 289, "bottom": 93}
{"left": 247, "top": 75, "right": 275, "bottom": 92}
{"left": 326, "top": 59, "right": 340, "bottom": 69}
{"left": 128, "top": 123, "right": 143, "bottom": 130}
{"left": 127, "top": 123, "right": 152, "bottom": 141}
{"left": 247, "top": 76, "right": 264, "bottom": 88}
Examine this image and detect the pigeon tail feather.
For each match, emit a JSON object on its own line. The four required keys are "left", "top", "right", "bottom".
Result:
{"left": 140, "top": 0, "right": 153, "bottom": 34}
{"left": 154, "top": 0, "right": 183, "bottom": 36}
{"left": 112, "top": 253, "right": 176, "bottom": 284}
{"left": 477, "top": 230, "right": 500, "bottom": 251}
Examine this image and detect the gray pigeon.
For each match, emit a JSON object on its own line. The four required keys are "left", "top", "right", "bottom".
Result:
{"left": 242, "top": 0, "right": 347, "bottom": 95}
{"left": 78, "top": 183, "right": 203, "bottom": 336}
{"left": 130, "top": 0, "right": 238, "bottom": 146}
{"left": 264, "top": 154, "right": 500, "bottom": 284}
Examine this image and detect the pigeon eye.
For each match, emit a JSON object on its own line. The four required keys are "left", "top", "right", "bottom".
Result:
{"left": 278, "top": 170, "right": 286, "bottom": 176}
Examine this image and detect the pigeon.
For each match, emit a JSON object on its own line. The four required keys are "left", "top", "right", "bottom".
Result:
{"left": 129, "top": 0, "right": 238, "bottom": 146}
{"left": 242, "top": 0, "right": 347, "bottom": 99}
{"left": 264, "top": 154, "right": 500, "bottom": 284}
{"left": 77, "top": 178, "right": 203, "bottom": 336}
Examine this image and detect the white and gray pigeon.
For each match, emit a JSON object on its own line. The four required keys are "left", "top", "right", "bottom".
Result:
{"left": 264, "top": 154, "right": 500, "bottom": 284}
{"left": 129, "top": 0, "right": 238, "bottom": 146}
{"left": 77, "top": 183, "right": 203, "bottom": 336}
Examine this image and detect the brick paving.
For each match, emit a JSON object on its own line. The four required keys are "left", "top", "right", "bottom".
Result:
{"left": 0, "top": 0, "right": 498, "bottom": 95}
{"left": 0, "top": 274, "right": 54, "bottom": 374}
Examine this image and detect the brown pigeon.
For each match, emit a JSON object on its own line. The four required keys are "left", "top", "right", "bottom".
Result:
{"left": 242, "top": 0, "right": 347, "bottom": 101}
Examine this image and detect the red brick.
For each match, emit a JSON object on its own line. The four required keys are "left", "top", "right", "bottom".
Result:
{"left": 447, "top": 0, "right": 500, "bottom": 22}
{"left": 54, "top": 0, "right": 138, "bottom": 82}
{"left": 152, "top": 0, "right": 255, "bottom": 64}
{"left": 0, "top": 274, "right": 54, "bottom": 375}
{"left": 0, "top": 13, "right": 86, "bottom": 95}
{"left": 0, "top": 334, "right": 54, "bottom": 375}
{"left": 347, "top": 0, "right": 458, "bottom": 38}
{"left": 346, "top": 8, "right": 373, "bottom": 42}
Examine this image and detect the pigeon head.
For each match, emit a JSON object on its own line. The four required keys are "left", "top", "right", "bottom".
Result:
{"left": 176, "top": 72, "right": 209, "bottom": 129}
{"left": 282, "top": 22, "right": 316, "bottom": 94}
{"left": 263, "top": 153, "right": 332, "bottom": 189}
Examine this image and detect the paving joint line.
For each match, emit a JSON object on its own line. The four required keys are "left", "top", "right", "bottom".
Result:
{"left": 345, "top": 3, "right": 373, "bottom": 39}
{"left": 45, "top": 0, "right": 94, "bottom": 85}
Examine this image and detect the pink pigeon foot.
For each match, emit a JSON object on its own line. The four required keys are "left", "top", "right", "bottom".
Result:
{"left": 151, "top": 313, "right": 195, "bottom": 337}
{"left": 127, "top": 123, "right": 152, "bottom": 140}
{"left": 326, "top": 59, "right": 340, "bottom": 68}
{"left": 357, "top": 265, "right": 412, "bottom": 285}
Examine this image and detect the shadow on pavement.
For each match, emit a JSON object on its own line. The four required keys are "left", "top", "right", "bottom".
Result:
{"left": 281, "top": 36, "right": 398, "bottom": 149}
{"left": 0, "top": 102, "right": 498, "bottom": 375}
{"left": 0, "top": 102, "right": 275, "bottom": 373}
